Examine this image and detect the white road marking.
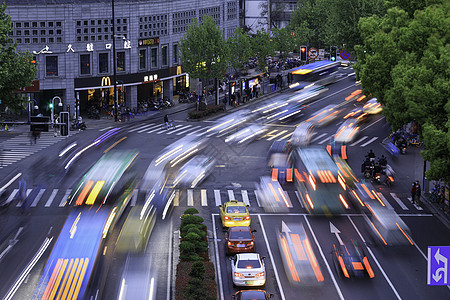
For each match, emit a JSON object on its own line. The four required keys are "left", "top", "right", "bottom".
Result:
{"left": 6, "top": 190, "right": 18, "bottom": 206}
{"left": 294, "top": 191, "right": 304, "bottom": 208}
{"left": 166, "top": 124, "right": 193, "bottom": 135}
{"left": 45, "top": 189, "right": 58, "bottom": 207}
{"left": 311, "top": 133, "right": 327, "bottom": 143}
{"left": 348, "top": 216, "right": 402, "bottom": 299}
{"left": 59, "top": 189, "right": 72, "bottom": 207}
{"left": 390, "top": 193, "right": 408, "bottom": 210}
{"left": 360, "top": 137, "right": 378, "bottom": 147}
{"left": 377, "top": 192, "right": 393, "bottom": 209}
{"left": 99, "top": 126, "right": 114, "bottom": 132}
{"left": 350, "top": 136, "right": 368, "bottom": 146}
{"left": 187, "top": 126, "right": 208, "bottom": 136}
{"left": 31, "top": 189, "right": 46, "bottom": 207}
{"left": 212, "top": 216, "right": 225, "bottom": 300}
{"left": 241, "top": 190, "right": 250, "bottom": 206}
{"left": 227, "top": 190, "right": 235, "bottom": 201}
{"left": 303, "top": 215, "right": 345, "bottom": 300}
{"left": 258, "top": 215, "right": 286, "bottom": 300}
{"left": 214, "top": 190, "right": 221, "bottom": 206}
{"left": 16, "top": 189, "right": 32, "bottom": 207}
{"left": 267, "top": 130, "right": 288, "bottom": 141}
{"left": 201, "top": 189, "right": 207, "bottom": 206}
{"left": 176, "top": 125, "right": 202, "bottom": 135}
{"left": 187, "top": 189, "right": 194, "bottom": 206}
{"left": 318, "top": 136, "right": 331, "bottom": 144}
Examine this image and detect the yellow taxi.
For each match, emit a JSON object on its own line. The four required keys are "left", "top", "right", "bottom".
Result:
{"left": 219, "top": 200, "right": 251, "bottom": 228}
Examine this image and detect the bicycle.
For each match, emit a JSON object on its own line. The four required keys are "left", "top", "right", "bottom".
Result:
{"left": 161, "top": 120, "right": 176, "bottom": 130}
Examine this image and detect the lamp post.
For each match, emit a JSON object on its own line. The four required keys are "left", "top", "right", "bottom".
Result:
{"left": 27, "top": 96, "right": 39, "bottom": 124}
{"left": 112, "top": 0, "right": 118, "bottom": 122}
{"left": 51, "top": 96, "right": 63, "bottom": 125}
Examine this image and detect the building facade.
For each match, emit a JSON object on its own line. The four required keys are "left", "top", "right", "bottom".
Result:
{"left": 5, "top": 0, "right": 239, "bottom": 115}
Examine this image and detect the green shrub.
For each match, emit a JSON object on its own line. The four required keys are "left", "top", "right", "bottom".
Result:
{"left": 183, "top": 208, "right": 199, "bottom": 215}
{"left": 188, "top": 104, "right": 225, "bottom": 119}
{"left": 180, "top": 223, "right": 198, "bottom": 235}
{"left": 181, "top": 253, "right": 204, "bottom": 261}
{"left": 181, "top": 215, "right": 204, "bottom": 227}
{"left": 179, "top": 241, "right": 195, "bottom": 254}
{"left": 199, "top": 101, "right": 207, "bottom": 111}
{"left": 195, "top": 241, "right": 209, "bottom": 253}
{"left": 184, "top": 232, "right": 201, "bottom": 242}
{"left": 188, "top": 226, "right": 206, "bottom": 239}
{"left": 189, "top": 261, "right": 205, "bottom": 279}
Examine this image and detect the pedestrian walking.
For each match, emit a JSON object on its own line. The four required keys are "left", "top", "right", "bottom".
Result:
{"left": 415, "top": 180, "right": 421, "bottom": 205}
{"left": 411, "top": 182, "right": 416, "bottom": 204}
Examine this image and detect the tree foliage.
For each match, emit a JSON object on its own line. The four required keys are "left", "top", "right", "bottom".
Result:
{"left": 355, "top": 0, "right": 449, "bottom": 180}
{"left": 250, "top": 29, "right": 275, "bottom": 71}
{"left": 0, "top": 4, "right": 37, "bottom": 110}
{"left": 290, "top": 0, "right": 385, "bottom": 50}
{"left": 179, "top": 15, "right": 228, "bottom": 84}
{"left": 226, "top": 27, "right": 252, "bottom": 77}
{"left": 271, "top": 27, "right": 296, "bottom": 64}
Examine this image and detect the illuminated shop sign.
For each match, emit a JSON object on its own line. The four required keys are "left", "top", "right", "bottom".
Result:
{"left": 143, "top": 74, "right": 158, "bottom": 82}
{"left": 138, "top": 38, "right": 160, "bottom": 47}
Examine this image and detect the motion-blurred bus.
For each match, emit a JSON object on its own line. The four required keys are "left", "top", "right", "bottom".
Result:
{"left": 289, "top": 60, "right": 340, "bottom": 89}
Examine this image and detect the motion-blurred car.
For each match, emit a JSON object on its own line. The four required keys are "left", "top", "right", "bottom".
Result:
{"left": 290, "top": 122, "right": 315, "bottom": 147}
{"left": 256, "top": 176, "right": 292, "bottom": 212}
{"left": 334, "top": 118, "right": 360, "bottom": 143}
{"left": 278, "top": 221, "right": 324, "bottom": 285}
{"left": 332, "top": 240, "right": 375, "bottom": 279}
{"left": 231, "top": 253, "right": 266, "bottom": 287}
{"left": 207, "top": 109, "right": 258, "bottom": 136}
{"left": 265, "top": 101, "right": 303, "bottom": 123}
{"left": 306, "top": 104, "right": 341, "bottom": 126}
{"left": 232, "top": 290, "right": 273, "bottom": 300}
{"left": 343, "top": 107, "right": 368, "bottom": 123}
{"left": 219, "top": 200, "right": 251, "bottom": 228}
{"left": 172, "top": 155, "right": 216, "bottom": 188}
{"left": 224, "top": 124, "right": 268, "bottom": 144}
{"left": 363, "top": 98, "right": 382, "bottom": 114}
{"left": 225, "top": 226, "right": 256, "bottom": 255}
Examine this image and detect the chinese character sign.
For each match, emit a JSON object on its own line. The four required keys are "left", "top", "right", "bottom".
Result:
{"left": 428, "top": 246, "right": 450, "bottom": 285}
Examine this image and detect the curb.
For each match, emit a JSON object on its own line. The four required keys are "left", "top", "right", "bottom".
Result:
{"left": 421, "top": 195, "right": 450, "bottom": 230}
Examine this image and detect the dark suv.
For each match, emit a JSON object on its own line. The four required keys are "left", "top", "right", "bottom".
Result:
{"left": 232, "top": 290, "right": 273, "bottom": 300}
{"left": 225, "top": 226, "right": 256, "bottom": 255}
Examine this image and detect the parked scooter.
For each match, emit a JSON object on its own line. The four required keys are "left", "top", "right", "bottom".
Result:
{"left": 71, "top": 119, "right": 87, "bottom": 130}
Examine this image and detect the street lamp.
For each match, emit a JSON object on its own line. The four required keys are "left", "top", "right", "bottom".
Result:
{"left": 27, "top": 96, "right": 39, "bottom": 124}
{"left": 51, "top": 96, "right": 63, "bottom": 125}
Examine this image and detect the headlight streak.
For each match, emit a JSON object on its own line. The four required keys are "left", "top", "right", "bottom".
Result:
{"left": 103, "top": 207, "right": 117, "bottom": 238}
{"left": 155, "top": 145, "right": 183, "bottom": 166}
{"left": 191, "top": 171, "right": 206, "bottom": 188}
{"left": 170, "top": 147, "right": 199, "bottom": 167}
{"left": 162, "top": 190, "right": 176, "bottom": 220}
{"left": 65, "top": 140, "right": 99, "bottom": 170}
{"left": 59, "top": 143, "right": 77, "bottom": 157}
{"left": 206, "top": 118, "right": 235, "bottom": 132}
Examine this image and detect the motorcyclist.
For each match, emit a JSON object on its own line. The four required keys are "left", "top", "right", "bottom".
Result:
{"left": 378, "top": 155, "right": 387, "bottom": 168}
{"left": 366, "top": 149, "right": 376, "bottom": 162}
{"left": 361, "top": 157, "right": 372, "bottom": 173}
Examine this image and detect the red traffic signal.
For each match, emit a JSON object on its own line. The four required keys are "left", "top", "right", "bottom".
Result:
{"left": 300, "top": 46, "right": 307, "bottom": 61}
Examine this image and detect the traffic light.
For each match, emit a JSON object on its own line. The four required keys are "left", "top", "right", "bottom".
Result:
{"left": 300, "top": 46, "right": 307, "bottom": 61}
{"left": 330, "top": 46, "right": 337, "bottom": 61}
{"left": 49, "top": 103, "right": 53, "bottom": 109}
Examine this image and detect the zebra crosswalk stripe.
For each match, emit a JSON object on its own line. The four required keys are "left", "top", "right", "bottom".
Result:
{"left": 187, "top": 189, "right": 194, "bottom": 206}
{"left": 350, "top": 136, "right": 367, "bottom": 146}
{"left": 31, "top": 189, "right": 46, "bottom": 207}
{"left": 16, "top": 189, "right": 32, "bottom": 207}
{"left": 377, "top": 192, "right": 393, "bottom": 209}
{"left": 175, "top": 125, "right": 201, "bottom": 135}
{"left": 201, "top": 189, "right": 207, "bottom": 206}
{"left": 311, "top": 133, "right": 327, "bottom": 143}
{"left": 227, "top": 190, "right": 235, "bottom": 201}
{"left": 214, "top": 189, "right": 221, "bottom": 206}
{"left": 241, "top": 190, "right": 250, "bottom": 206}
{"left": 390, "top": 193, "right": 408, "bottom": 210}
{"left": 166, "top": 124, "right": 192, "bottom": 135}
{"left": 59, "top": 189, "right": 72, "bottom": 207}
{"left": 360, "top": 137, "right": 378, "bottom": 147}
{"left": 45, "top": 189, "right": 58, "bottom": 207}
{"left": 6, "top": 189, "right": 18, "bottom": 205}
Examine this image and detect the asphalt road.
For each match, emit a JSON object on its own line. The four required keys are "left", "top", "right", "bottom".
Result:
{"left": 0, "top": 67, "right": 449, "bottom": 300}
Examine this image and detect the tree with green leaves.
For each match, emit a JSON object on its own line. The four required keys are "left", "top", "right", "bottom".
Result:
{"left": 355, "top": 1, "right": 449, "bottom": 181}
{"left": 226, "top": 27, "right": 252, "bottom": 77}
{"left": 179, "top": 15, "right": 228, "bottom": 104}
{"left": 271, "top": 26, "right": 296, "bottom": 67}
{"left": 290, "top": 0, "right": 328, "bottom": 48}
{"left": 250, "top": 29, "right": 275, "bottom": 72}
{"left": 0, "top": 4, "right": 37, "bottom": 111}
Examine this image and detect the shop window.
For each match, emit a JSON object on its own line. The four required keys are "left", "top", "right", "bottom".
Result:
{"left": 99, "top": 53, "right": 109, "bottom": 73}
{"left": 151, "top": 47, "right": 157, "bottom": 68}
{"left": 173, "top": 44, "right": 178, "bottom": 64}
{"left": 116, "top": 51, "right": 125, "bottom": 72}
{"left": 46, "top": 55, "right": 58, "bottom": 76}
{"left": 80, "top": 54, "right": 90, "bottom": 75}
{"left": 139, "top": 49, "right": 146, "bottom": 70}
{"left": 162, "top": 45, "right": 168, "bottom": 66}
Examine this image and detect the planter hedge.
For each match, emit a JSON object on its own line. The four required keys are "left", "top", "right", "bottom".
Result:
{"left": 188, "top": 104, "right": 225, "bottom": 119}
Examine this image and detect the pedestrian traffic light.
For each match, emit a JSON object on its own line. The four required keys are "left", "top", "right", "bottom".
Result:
{"left": 330, "top": 46, "right": 337, "bottom": 61}
{"left": 300, "top": 46, "right": 307, "bottom": 61}
{"left": 49, "top": 103, "right": 53, "bottom": 109}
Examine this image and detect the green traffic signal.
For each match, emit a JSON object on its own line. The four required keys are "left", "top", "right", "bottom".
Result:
{"left": 49, "top": 103, "right": 53, "bottom": 109}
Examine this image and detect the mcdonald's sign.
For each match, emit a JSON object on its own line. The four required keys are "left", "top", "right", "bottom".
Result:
{"left": 101, "top": 76, "right": 111, "bottom": 87}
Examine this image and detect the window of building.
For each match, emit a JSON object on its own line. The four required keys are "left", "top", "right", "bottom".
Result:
{"left": 48, "top": 21, "right": 54, "bottom": 27}
{"left": 77, "top": 28, "right": 81, "bottom": 34}
{"left": 41, "top": 38, "right": 46, "bottom": 43}
{"left": 90, "top": 36, "right": 95, "bottom": 41}
{"left": 56, "top": 37, "right": 62, "bottom": 42}
{"left": 104, "top": 35, "right": 109, "bottom": 40}
{"left": 56, "top": 21, "right": 62, "bottom": 27}
{"left": 98, "top": 20, "right": 102, "bottom": 25}
{"left": 41, "top": 30, "right": 46, "bottom": 35}
{"left": 99, "top": 53, "right": 109, "bottom": 73}
{"left": 84, "top": 28, "right": 88, "bottom": 34}
{"left": 32, "top": 22, "right": 37, "bottom": 28}
{"left": 173, "top": 44, "right": 178, "bottom": 64}
{"left": 16, "top": 30, "right": 21, "bottom": 36}
{"left": 98, "top": 35, "right": 102, "bottom": 40}
{"left": 84, "top": 20, "right": 88, "bottom": 26}
{"left": 32, "top": 30, "right": 38, "bottom": 36}
{"left": 24, "top": 22, "right": 29, "bottom": 28}
{"left": 49, "top": 37, "right": 54, "bottom": 43}
{"left": 139, "top": 49, "right": 146, "bottom": 70}
{"left": 84, "top": 36, "right": 88, "bottom": 41}
{"left": 117, "top": 19, "right": 121, "bottom": 24}
{"left": 49, "top": 30, "right": 54, "bottom": 35}
{"left": 104, "top": 27, "right": 108, "bottom": 32}
{"left": 46, "top": 55, "right": 58, "bottom": 76}
{"left": 56, "top": 29, "right": 62, "bottom": 35}
{"left": 91, "top": 28, "right": 95, "bottom": 33}
{"left": 98, "top": 27, "right": 102, "bottom": 32}
{"left": 80, "top": 54, "right": 90, "bottom": 75}
{"left": 123, "top": 19, "right": 127, "bottom": 23}
{"left": 151, "top": 47, "right": 157, "bottom": 68}
{"left": 40, "top": 22, "right": 45, "bottom": 27}
{"left": 104, "top": 19, "right": 108, "bottom": 25}
{"left": 25, "top": 38, "right": 30, "bottom": 43}
{"left": 162, "top": 45, "right": 168, "bottom": 66}
{"left": 91, "top": 20, "right": 95, "bottom": 26}
{"left": 117, "top": 51, "right": 125, "bottom": 72}
{"left": 16, "top": 22, "right": 21, "bottom": 28}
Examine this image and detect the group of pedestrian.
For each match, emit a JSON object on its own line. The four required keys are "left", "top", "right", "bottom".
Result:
{"left": 411, "top": 180, "right": 422, "bottom": 206}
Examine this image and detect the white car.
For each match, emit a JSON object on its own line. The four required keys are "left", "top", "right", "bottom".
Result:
{"left": 231, "top": 253, "right": 266, "bottom": 287}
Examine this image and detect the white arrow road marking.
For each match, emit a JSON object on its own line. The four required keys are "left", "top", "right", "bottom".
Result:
{"left": 329, "top": 222, "right": 344, "bottom": 246}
